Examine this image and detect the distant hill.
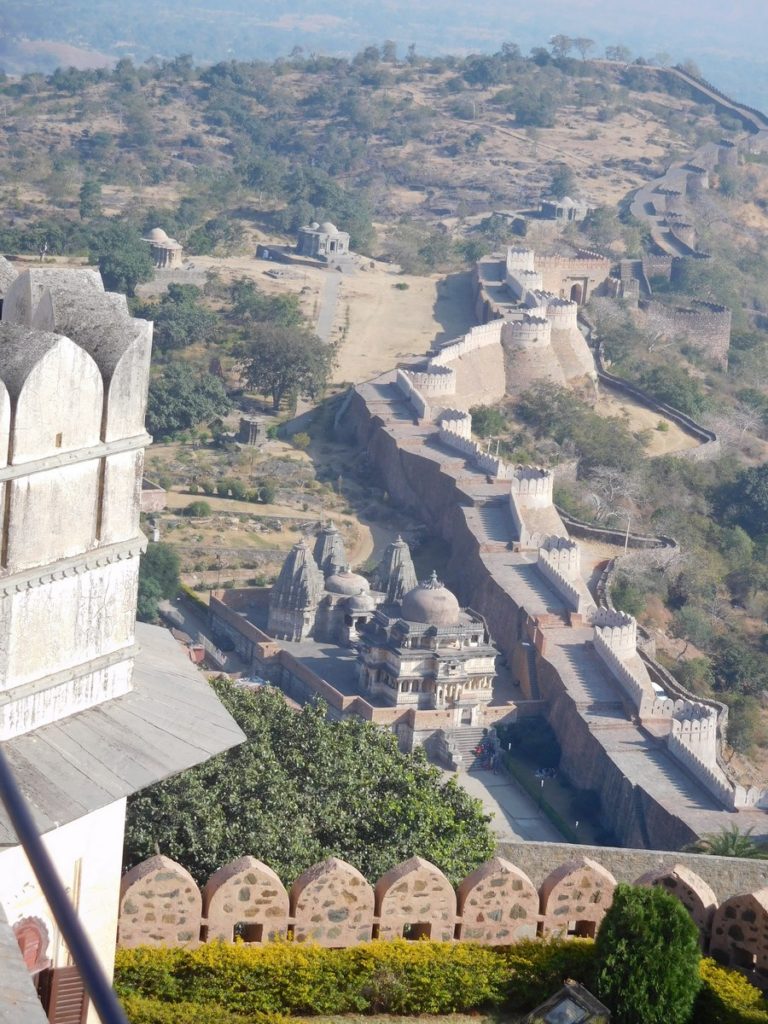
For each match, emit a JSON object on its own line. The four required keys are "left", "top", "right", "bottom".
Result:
{"left": 2, "top": 0, "right": 767, "bottom": 109}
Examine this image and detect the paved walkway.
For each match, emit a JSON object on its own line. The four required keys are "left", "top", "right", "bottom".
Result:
{"left": 316, "top": 271, "right": 342, "bottom": 342}
{"left": 454, "top": 767, "right": 564, "bottom": 843}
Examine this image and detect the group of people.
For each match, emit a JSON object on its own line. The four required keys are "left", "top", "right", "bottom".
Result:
{"left": 474, "top": 729, "right": 501, "bottom": 773}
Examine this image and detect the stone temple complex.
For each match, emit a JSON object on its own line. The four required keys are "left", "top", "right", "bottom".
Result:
{"left": 211, "top": 524, "right": 504, "bottom": 748}
{"left": 295, "top": 220, "right": 350, "bottom": 262}
{"left": 0, "top": 262, "right": 242, "bottom": 1021}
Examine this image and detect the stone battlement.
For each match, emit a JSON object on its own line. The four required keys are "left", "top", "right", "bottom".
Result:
{"left": 117, "top": 849, "right": 768, "bottom": 972}
{"left": 510, "top": 466, "right": 554, "bottom": 505}
{"left": 402, "top": 364, "right": 457, "bottom": 395}
{"left": 429, "top": 320, "right": 504, "bottom": 367}
{"left": 502, "top": 315, "right": 552, "bottom": 347}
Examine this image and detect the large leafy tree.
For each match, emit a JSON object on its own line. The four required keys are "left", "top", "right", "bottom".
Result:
{"left": 124, "top": 683, "right": 494, "bottom": 884}
{"left": 135, "top": 284, "right": 218, "bottom": 352}
{"left": 146, "top": 363, "right": 231, "bottom": 439}
{"left": 137, "top": 543, "right": 180, "bottom": 622}
{"left": 90, "top": 225, "right": 154, "bottom": 296}
{"left": 239, "top": 325, "right": 334, "bottom": 410}
{"left": 594, "top": 884, "right": 701, "bottom": 1024}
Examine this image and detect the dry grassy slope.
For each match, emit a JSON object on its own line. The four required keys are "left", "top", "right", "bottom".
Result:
{"left": 0, "top": 64, "right": 723, "bottom": 228}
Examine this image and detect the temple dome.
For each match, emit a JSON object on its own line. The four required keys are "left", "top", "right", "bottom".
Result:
{"left": 147, "top": 227, "right": 170, "bottom": 243}
{"left": 347, "top": 590, "right": 375, "bottom": 613}
{"left": 319, "top": 221, "right": 338, "bottom": 234}
{"left": 401, "top": 572, "right": 460, "bottom": 627}
{"left": 326, "top": 570, "right": 369, "bottom": 596}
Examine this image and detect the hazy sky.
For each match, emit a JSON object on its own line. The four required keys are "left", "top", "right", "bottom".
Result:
{"left": 8, "top": 0, "right": 768, "bottom": 105}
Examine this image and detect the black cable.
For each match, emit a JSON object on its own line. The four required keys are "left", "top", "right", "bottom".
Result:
{"left": 0, "top": 743, "right": 128, "bottom": 1024}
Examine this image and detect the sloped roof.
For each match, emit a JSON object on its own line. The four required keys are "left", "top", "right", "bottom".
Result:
{"left": 0, "top": 623, "right": 245, "bottom": 849}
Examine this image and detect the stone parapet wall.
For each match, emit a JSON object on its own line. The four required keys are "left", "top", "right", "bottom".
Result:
{"left": 668, "top": 728, "right": 735, "bottom": 809}
{"left": 644, "top": 299, "right": 731, "bottom": 368}
{"left": 502, "top": 316, "right": 551, "bottom": 347}
{"left": 536, "top": 551, "right": 584, "bottom": 613}
{"left": 429, "top": 320, "right": 504, "bottom": 367}
{"left": 402, "top": 365, "right": 456, "bottom": 396}
{"left": 118, "top": 848, "right": 768, "bottom": 965}
{"left": 395, "top": 368, "right": 431, "bottom": 420}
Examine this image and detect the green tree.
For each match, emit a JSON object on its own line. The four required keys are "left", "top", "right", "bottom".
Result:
{"left": 240, "top": 326, "right": 334, "bottom": 410}
{"left": 78, "top": 179, "right": 102, "bottom": 220}
{"left": 124, "top": 683, "right": 494, "bottom": 884}
{"left": 137, "top": 284, "right": 218, "bottom": 351}
{"left": 716, "top": 463, "right": 768, "bottom": 537}
{"left": 594, "top": 884, "right": 701, "bottom": 1024}
{"left": 685, "top": 824, "right": 767, "bottom": 858}
{"left": 469, "top": 405, "right": 507, "bottom": 437}
{"left": 146, "top": 364, "right": 232, "bottom": 439}
{"left": 137, "top": 543, "right": 180, "bottom": 622}
{"left": 92, "top": 227, "right": 154, "bottom": 296}
{"left": 549, "top": 163, "right": 575, "bottom": 197}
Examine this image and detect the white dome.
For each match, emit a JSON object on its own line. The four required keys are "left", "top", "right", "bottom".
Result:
{"left": 326, "top": 570, "right": 369, "bottom": 597}
{"left": 319, "top": 221, "right": 338, "bottom": 234}
{"left": 401, "top": 572, "right": 460, "bottom": 628}
{"left": 147, "top": 227, "right": 170, "bottom": 242}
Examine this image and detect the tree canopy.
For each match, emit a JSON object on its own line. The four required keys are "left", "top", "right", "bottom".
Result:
{"left": 146, "top": 363, "right": 232, "bottom": 438}
{"left": 239, "top": 325, "right": 334, "bottom": 410}
{"left": 135, "top": 284, "right": 218, "bottom": 352}
{"left": 124, "top": 682, "right": 494, "bottom": 884}
{"left": 594, "top": 884, "right": 701, "bottom": 1024}
{"left": 90, "top": 225, "right": 154, "bottom": 296}
{"left": 137, "top": 543, "right": 180, "bottom": 622}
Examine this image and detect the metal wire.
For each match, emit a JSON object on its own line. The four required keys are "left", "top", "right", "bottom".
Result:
{"left": 0, "top": 742, "right": 129, "bottom": 1024}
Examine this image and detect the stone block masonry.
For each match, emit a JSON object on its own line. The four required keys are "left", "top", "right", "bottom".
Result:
{"left": 118, "top": 848, "right": 768, "bottom": 972}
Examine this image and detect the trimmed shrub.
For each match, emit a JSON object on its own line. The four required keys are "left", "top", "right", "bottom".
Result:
{"left": 594, "top": 884, "right": 700, "bottom": 1024}
{"left": 114, "top": 939, "right": 594, "bottom": 1017}
{"left": 696, "top": 958, "right": 768, "bottom": 1023}
{"left": 121, "top": 995, "right": 291, "bottom": 1024}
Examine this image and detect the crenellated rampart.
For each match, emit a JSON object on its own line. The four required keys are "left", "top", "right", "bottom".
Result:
{"left": 117, "top": 848, "right": 768, "bottom": 965}
{"left": 429, "top": 319, "right": 503, "bottom": 366}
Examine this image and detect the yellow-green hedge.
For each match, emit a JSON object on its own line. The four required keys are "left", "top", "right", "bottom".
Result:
{"left": 121, "top": 995, "right": 291, "bottom": 1024}
{"left": 695, "top": 959, "right": 768, "bottom": 1023}
{"left": 114, "top": 939, "right": 596, "bottom": 1016}
{"left": 116, "top": 944, "right": 768, "bottom": 1022}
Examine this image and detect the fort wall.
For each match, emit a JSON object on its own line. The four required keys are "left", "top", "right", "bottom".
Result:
{"left": 644, "top": 299, "right": 731, "bottom": 368}
{"left": 118, "top": 848, "right": 768, "bottom": 971}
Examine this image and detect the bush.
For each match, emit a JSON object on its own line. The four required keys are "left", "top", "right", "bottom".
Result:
{"left": 594, "top": 884, "right": 701, "bottom": 1024}
{"left": 115, "top": 939, "right": 595, "bottom": 1017}
{"left": 291, "top": 432, "right": 311, "bottom": 451}
{"left": 696, "top": 959, "right": 768, "bottom": 1023}
{"left": 121, "top": 995, "right": 290, "bottom": 1024}
{"left": 186, "top": 500, "right": 212, "bottom": 517}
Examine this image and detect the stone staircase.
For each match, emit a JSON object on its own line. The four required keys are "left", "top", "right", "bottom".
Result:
{"left": 434, "top": 726, "right": 491, "bottom": 771}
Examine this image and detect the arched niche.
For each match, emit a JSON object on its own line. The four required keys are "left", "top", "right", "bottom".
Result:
{"left": 540, "top": 857, "right": 616, "bottom": 939}
{"left": 375, "top": 856, "right": 456, "bottom": 942}
{"left": 11, "top": 337, "right": 102, "bottom": 462}
{"left": 458, "top": 856, "right": 539, "bottom": 943}
{"left": 118, "top": 855, "right": 201, "bottom": 949}
{"left": 13, "top": 916, "right": 51, "bottom": 973}
{"left": 202, "top": 856, "right": 289, "bottom": 944}
{"left": 291, "top": 857, "right": 374, "bottom": 946}
{"left": 635, "top": 864, "right": 717, "bottom": 944}
{"left": 710, "top": 889, "right": 768, "bottom": 974}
